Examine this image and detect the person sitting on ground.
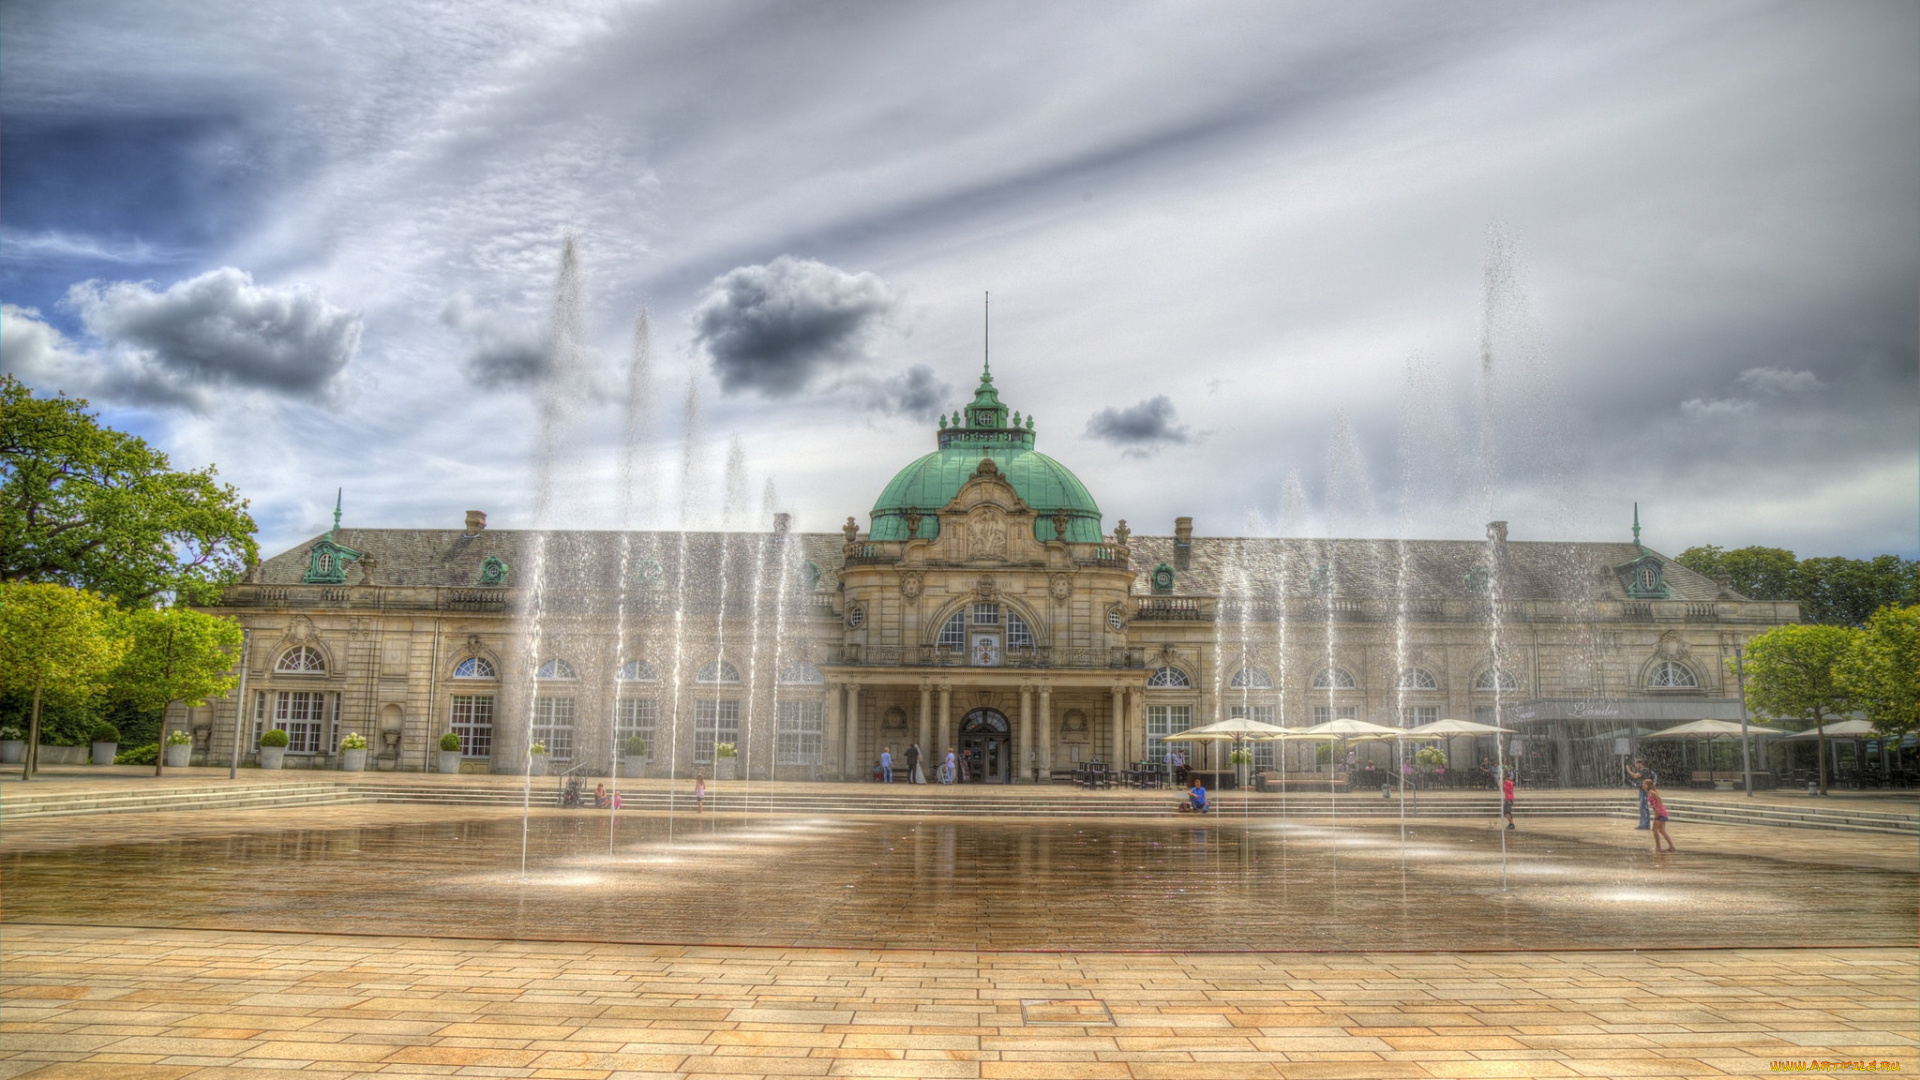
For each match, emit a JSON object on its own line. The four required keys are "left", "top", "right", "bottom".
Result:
{"left": 1181, "top": 780, "right": 1209, "bottom": 814}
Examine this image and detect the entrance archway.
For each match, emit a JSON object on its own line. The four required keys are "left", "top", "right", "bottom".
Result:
{"left": 958, "top": 708, "right": 1012, "bottom": 784}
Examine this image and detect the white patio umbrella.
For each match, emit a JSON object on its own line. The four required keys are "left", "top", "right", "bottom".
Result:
{"left": 1781, "top": 719, "right": 1874, "bottom": 739}
{"left": 1284, "top": 717, "right": 1404, "bottom": 739}
{"left": 1162, "top": 717, "right": 1299, "bottom": 791}
{"left": 1643, "top": 718, "right": 1791, "bottom": 781}
{"left": 1402, "top": 717, "right": 1511, "bottom": 738}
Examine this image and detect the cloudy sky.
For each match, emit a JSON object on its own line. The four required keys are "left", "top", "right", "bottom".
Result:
{"left": 4, "top": 0, "right": 1914, "bottom": 559}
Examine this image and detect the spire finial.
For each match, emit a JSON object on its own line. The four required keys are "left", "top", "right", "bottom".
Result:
{"left": 331, "top": 488, "right": 343, "bottom": 541}
{"left": 1632, "top": 502, "right": 1642, "bottom": 552}
{"left": 982, "top": 291, "right": 992, "bottom": 383}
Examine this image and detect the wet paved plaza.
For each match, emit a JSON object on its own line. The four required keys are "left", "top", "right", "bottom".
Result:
{"left": 5, "top": 811, "right": 1913, "bottom": 951}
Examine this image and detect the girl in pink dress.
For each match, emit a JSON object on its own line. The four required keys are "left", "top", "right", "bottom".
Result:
{"left": 1643, "top": 779, "right": 1674, "bottom": 852}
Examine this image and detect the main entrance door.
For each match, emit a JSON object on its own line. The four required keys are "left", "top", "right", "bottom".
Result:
{"left": 958, "top": 708, "right": 1011, "bottom": 784}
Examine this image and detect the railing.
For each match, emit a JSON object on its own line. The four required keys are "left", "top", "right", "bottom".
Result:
{"left": 822, "top": 644, "right": 1144, "bottom": 670}
{"left": 1085, "top": 545, "right": 1126, "bottom": 566}
{"left": 1135, "top": 597, "right": 1205, "bottom": 621}
{"left": 1685, "top": 603, "right": 1718, "bottom": 620}
{"left": 842, "top": 543, "right": 898, "bottom": 566}
{"left": 1621, "top": 602, "right": 1654, "bottom": 621}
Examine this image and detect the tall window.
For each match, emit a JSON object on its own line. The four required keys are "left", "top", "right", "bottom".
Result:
{"left": 535, "top": 658, "right": 577, "bottom": 680}
{"left": 618, "top": 660, "right": 659, "bottom": 682}
{"left": 694, "top": 699, "right": 741, "bottom": 764}
{"left": 777, "top": 700, "right": 824, "bottom": 765}
{"left": 1231, "top": 704, "right": 1278, "bottom": 768}
{"left": 1647, "top": 661, "right": 1697, "bottom": 688}
{"left": 532, "top": 697, "right": 575, "bottom": 761}
{"left": 938, "top": 611, "right": 967, "bottom": 648}
{"left": 1398, "top": 705, "right": 1439, "bottom": 728}
{"left": 697, "top": 660, "right": 741, "bottom": 684}
{"left": 450, "top": 695, "right": 494, "bottom": 757}
{"left": 453, "top": 656, "right": 496, "bottom": 679}
{"left": 616, "top": 697, "right": 655, "bottom": 752}
{"left": 1230, "top": 666, "right": 1275, "bottom": 689}
{"left": 1473, "top": 668, "right": 1520, "bottom": 691}
{"left": 277, "top": 646, "right": 326, "bottom": 673}
{"left": 972, "top": 602, "right": 1000, "bottom": 625}
{"left": 270, "top": 690, "right": 326, "bottom": 753}
{"left": 1397, "top": 668, "right": 1439, "bottom": 690}
{"left": 1006, "top": 608, "right": 1035, "bottom": 648}
{"left": 778, "top": 662, "right": 823, "bottom": 684}
{"left": 1147, "top": 667, "right": 1191, "bottom": 688}
{"left": 1311, "top": 668, "right": 1358, "bottom": 689}
{"left": 1146, "top": 704, "right": 1191, "bottom": 761}
{"left": 1311, "top": 705, "right": 1357, "bottom": 725}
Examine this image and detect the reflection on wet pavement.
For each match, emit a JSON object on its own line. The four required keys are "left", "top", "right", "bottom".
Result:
{"left": 4, "top": 814, "right": 1911, "bottom": 951}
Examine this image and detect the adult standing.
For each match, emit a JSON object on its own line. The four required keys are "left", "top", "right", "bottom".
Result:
{"left": 1626, "top": 758, "right": 1654, "bottom": 830}
{"left": 880, "top": 745, "right": 894, "bottom": 784}
{"left": 905, "top": 742, "right": 923, "bottom": 784}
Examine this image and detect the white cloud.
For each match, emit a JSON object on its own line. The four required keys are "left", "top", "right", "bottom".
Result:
{"left": 1735, "top": 366, "right": 1822, "bottom": 394}
{"left": 1680, "top": 397, "right": 1757, "bottom": 419}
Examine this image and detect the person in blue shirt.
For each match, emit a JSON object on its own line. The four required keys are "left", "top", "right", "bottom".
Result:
{"left": 880, "top": 746, "right": 893, "bottom": 783}
{"left": 1185, "top": 781, "right": 1208, "bottom": 813}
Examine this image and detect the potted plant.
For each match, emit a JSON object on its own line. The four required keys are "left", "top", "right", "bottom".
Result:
{"left": 258, "top": 727, "right": 289, "bottom": 769}
{"left": 0, "top": 725, "right": 23, "bottom": 765}
{"left": 527, "top": 741, "right": 549, "bottom": 777}
{"left": 338, "top": 732, "right": 369, "bottom": 772}
{"left": 1415, "top": 747, "right": 1446, "bottom": 789}
{"left": 1228, "top": 746, "right": 1254, "bottom": 790}
{"left": 90, "top": 723, "right": 121, "bottom": 765}
{"left": 714, "top": 741, "right": 737, "bottom": 781}
{"left": 163, "top": 729, "right": 193, "bottom": 768}
{"left": 437, "top": 731, "right": 464, "bottom": 775}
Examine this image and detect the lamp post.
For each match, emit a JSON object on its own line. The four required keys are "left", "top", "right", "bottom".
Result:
{"left": 228, "top": 630, "right": 250, "bottom": 780}
{"left": 1733, "top": 643, "right": 1753, "bottom": 798}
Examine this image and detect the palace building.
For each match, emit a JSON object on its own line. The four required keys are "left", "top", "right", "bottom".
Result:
{"left": 183, "top": 365, "right": 1800, "bottom": 786}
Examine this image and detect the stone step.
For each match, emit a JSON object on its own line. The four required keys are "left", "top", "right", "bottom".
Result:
{"left": 2, "top": 788, "right": 362, "bottom": 819}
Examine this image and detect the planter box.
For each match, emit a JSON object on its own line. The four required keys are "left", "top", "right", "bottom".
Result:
{"left": 0, "top": 740, "right": 23, "bottom": 764}
{"left": 436, "top": 750, "right": 462, "bottom": 774}
{"left": 258, "top": 746, "right": 286, "bottom": 770}
{"left": 91, "top": 742, "right": 118, "bottom": 765}
{"left": 164, "top": 744, "right": 192, "bottom": 768}
{"left": 339, "top": 748, "right": 368, "bottom": 772}
{"left": 527, "top": 755, "right": 549, "bottom": 777}
{"left": 37, "top": 744, "right": 87, "bottom": 765}
{"left": 714, "top": 758, "right": 737, "bottom": 781}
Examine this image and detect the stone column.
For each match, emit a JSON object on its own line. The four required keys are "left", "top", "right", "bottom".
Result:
{"left": 825, "top": 683, "right": 843, "bottom": 780}
{"left": 937, "top": 684, "right": 952, "bottom": 760}
{"left": 918, "top": 681, "right": 932, "bottom": 764}
{"left": 1018, "top": 683, "right": 1034, "bottom": 784}
{"left": 1110, "top": 685, "right": 1124, "bottom": 765}
{"left": 1038, "top": 682, "right": 1052, "bottom": 781}
{"left": 844, "top": 683, "right": 862, "bottom": 777}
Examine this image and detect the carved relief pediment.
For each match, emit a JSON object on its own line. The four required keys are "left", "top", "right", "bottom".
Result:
{"left": 965, "top": 506, "right": 1011, "bottom": 562}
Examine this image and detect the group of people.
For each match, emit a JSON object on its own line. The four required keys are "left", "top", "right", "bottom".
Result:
{"left": 875, "top": 744, "right": 969, "bottom": 784}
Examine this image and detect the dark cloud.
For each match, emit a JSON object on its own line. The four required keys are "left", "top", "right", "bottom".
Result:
{"left": 441, "top": 295, "right": 545, "bottom": 389}
{"left": 841, "top": 364, "right": 950, "bottom": 421}
{"left": 1085, "top": 395, "right": 1191, "bottom": 458}
{"left": 64, "top": 266, "right": 359, "bottom": 403}
{"left": 691, "top": 256, "right": 897, "bottom": 396}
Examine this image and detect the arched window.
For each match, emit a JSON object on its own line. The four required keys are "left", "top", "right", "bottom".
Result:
{"left": 1647, "top": 660, "right": 1698, "bottom": 688}
{"left": 1397, "top": 668, "right": 1439, "bottom": 690}
{"left": 937, "top": 611, "right": 967, "bottom": 649}
{"left": 1311, "top": 668, "right": 1358, "bottom": 690}
{"left": 1006, "top": 609, "right": 1035, "bottom": 648}
{"left": 1229, "top": 666, "right": 1275, "bottom": 689}
{"left": 779, "top": 661, "right": 824, "bottom": 685}
{"left": 617, "top": 660, "right": 659, "bottom": 682}
{"left": 697, "top": 660, "right": 742, "bottom": 684}
{"left": 453, "top": 656, "right": 496, "bottom": 679}
{"left": 277, "top": 646, "right": 326, "bottom": 673}
{"left": 535, "top": 658, "right": 577, "bottom": 680}
{"left": 1147, "top": 666, "right": 1192, "bottom": 688}
{"left": 1474, "top": 668, "right": 1520, "bottom": 691}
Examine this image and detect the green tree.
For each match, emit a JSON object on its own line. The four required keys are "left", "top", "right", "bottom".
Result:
{"left": 1676, "top": 545, "right": 1799, "bottom": 600}
{"left": 0, "top": 582, "right": 129, "bottom": 779}
{"left": 1739, "top": 623, "right": 1858, "bottom": 795}
{"left": 1796, "top": 555, "right": 1919, "bottom": 628}
{"left": 0, "top": 375, "right": 258, "bottom": 606}
{"left": 111, "top": 606, "right": 244, "bottom": 774}
{"left": 1834, "top": 605, "right": 1919, "bottom": 739}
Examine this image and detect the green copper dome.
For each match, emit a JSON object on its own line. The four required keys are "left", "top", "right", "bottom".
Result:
{"left": 870, "top": 365, "right": 1103, "bottom": 543}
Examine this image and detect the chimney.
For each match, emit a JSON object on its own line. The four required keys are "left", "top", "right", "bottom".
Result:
{"left": 464, "top": 510, "right": 487, "bottom": 536}
{"left": 1174, "top": 516, "right": 1193, "bottom": 570}
{"left": 1486, "top": 520, "right": 1508, "bottom": 545}
{"left": 772, "top": 512, "right": 791, "bottom": 535}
